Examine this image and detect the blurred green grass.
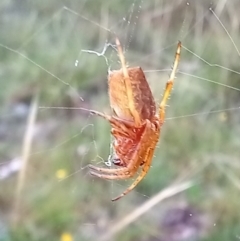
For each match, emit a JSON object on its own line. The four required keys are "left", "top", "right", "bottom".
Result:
{"left": 0, "top": 0, "right": 240, "bottom": 240}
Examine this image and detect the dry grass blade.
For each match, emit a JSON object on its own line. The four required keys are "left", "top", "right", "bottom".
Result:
{"left": 99, "top": 180, "right": 195, "bottom": 241}
{"left": 12, "top": 95, "right": 38, "bottom": 225}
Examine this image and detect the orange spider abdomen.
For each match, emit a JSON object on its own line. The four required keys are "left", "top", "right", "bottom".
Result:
{"left": 108, "top": 67, "right": 156, "bottom": 123}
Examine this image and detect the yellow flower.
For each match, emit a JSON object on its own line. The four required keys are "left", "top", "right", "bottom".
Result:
{"left": 61, "top": 232, "right": 73, "bottom": 241}
{"left": 56, "top": 169, "right": 68, "bottom": 180}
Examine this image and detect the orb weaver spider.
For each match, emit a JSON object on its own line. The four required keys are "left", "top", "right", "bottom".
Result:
{"left": 88, "top": 39, "right": 181, "bottom": 201}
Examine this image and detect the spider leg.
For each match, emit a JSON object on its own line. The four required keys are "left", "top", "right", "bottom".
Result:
{"left": 159, "top": 41, "right": 181, "bottom": 123}
{"left": 89, "top": 108, "right": 138, "bottom": 139}
{"left": 89, "top": 120, "right": 159, "bottom": 200}
{"left": 89, "top": 127, "right": 143, "bottom": 175}
{"left": 84, "top": 108, "right": 136, "bottom": 128}
{"left": 116, "top": 38, "right": 142, "bottom": 126}
{"left": 89, "top": 170, "right": 135, "bottom": 180}
{"left": 89, "top": 164, "right": 134, "bottom": 175}
{"left": 88, "top": 109, "right": 112, "bottom": 120}
{"left": 111, "top": 120, "right": 159, "bottom": 201}
{"left": 111, "top": 129, "right": 130, "bottom": 138}
{"left": 111, "top": 123, "right": 137, "bottom": 138}
{"left": 111, "top": 115, "right": 140, "bottom": 129}
{"left": 89, "top": 139, "right": 139, "bottom": 175}
{"left": 88, "top": 121, "right": 145, "bottom": 175}
{"left": 89, "top": 136, "right": 151, "bottom": 180}
{"left": 89, "top": 109, "right": 134, "bottom": 128}
{"left": 112, "top": 145, "right": 155, "bottom": 201}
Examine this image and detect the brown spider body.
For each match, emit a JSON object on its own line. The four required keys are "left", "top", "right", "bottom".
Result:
{"left": 111, "top": 125, "right": 145, "bottom": 167}
{"left": 88, "top": 39, "right": 181, "bottom": 201}
{"left": 108, "top": 67, "right": 156, "bottom": 125}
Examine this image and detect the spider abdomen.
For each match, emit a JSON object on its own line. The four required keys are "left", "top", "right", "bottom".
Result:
{"left": 108, "top": 67, "right": 156, "bottom": 123}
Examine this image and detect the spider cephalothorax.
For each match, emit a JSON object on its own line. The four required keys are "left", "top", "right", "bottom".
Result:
{"left": 88, "top": 39, "right": 181, "bottom": 201}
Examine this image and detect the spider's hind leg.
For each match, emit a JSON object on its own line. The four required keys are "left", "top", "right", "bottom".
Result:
{"left": 158, "top": 42, "right": 181, "bottom": 122}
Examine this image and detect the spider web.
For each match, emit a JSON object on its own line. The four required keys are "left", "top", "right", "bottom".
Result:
{"left": 0, "top": 0, "right": 240, "bottom": 240}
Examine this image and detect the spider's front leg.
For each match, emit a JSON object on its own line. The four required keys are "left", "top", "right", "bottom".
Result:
{"left": 158, "top": 41, "right": 181, "bottom": 122}
{"left": 89, "top": 169, "right": 136, "bottom": 180}
{"left": 89, "top": 137, "right": 138, "bottom": 176}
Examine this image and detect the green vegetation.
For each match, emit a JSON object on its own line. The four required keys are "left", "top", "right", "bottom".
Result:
{"left": 0, "top": 0, "right": 240, "bottom": 240}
